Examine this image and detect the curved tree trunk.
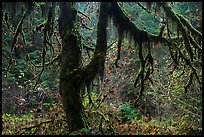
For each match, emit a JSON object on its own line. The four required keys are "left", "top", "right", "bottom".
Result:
{"left": 58, "top": 2, "right": 110, "bottom": 132}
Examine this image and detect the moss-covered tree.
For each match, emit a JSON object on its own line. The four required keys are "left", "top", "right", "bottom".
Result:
{"left": 58, "top": 2, "right": 202, "bottom": 131}
{"left": 58, "top": 2, "right": 110, "bottom": 131}
{"left": 58, "top": 2, "right": 84, "bottom": 131}
{"left": 2, "top": 2, "right": 201, "bottom": 133}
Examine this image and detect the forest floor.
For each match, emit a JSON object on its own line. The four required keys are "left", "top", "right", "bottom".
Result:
{"left": 2, "top": 45, "right": 202, "bottom": 135}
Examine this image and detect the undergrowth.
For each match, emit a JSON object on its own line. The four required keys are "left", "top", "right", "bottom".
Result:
{"left": 2, "top": 92, "right": 202, "bottom": 135}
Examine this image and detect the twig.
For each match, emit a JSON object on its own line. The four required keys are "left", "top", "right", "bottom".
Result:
{"left": 92, "top": 111, "right": 116, "bottom": 135}
{"left": 5, "top": 58, "right": 13, "bottom": 78}
{"left": 78, "top": 10, "right": 91, "bottom": 20}
{"left": 177, "top": 14, "right": 202, "bottom": 38}
{"left": 83, "top": 25, "right": 93, "bottom": 30}
{"left": 33, "top": 48, "right": 46, "bottom": 90}
{"left": 3, "top": 12, "right": 14, "bottom": 34}
{"left": 83, "top": 44, "right": 95, "bottom": 51}
{"left": 2, "top": 52, "right": 11, "bottom": 60}
{"left": 108, "top": 40, "right": 117, "bottom": 49}
{"left": 21, "top": 29, "right": 27, "bottom": 46}
{"left": 136, "top": 2, "right": 151, "bottom": 14}
{"left": 11, "top": 12, "right": 27, "bottom": 53}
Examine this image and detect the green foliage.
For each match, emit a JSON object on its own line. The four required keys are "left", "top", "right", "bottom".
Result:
{"left": 2, "top": 103, "right": 67, "bottom": 135}
{"left": 119, "top": 103, "right": 138, "bottom": 123}
{"left": 34, "top": 2, "right": 46, "bottom": 7}
{"left": 6, "top": 73, "right": 16, "bottom": 83}
{"left": 2, "top": 91, "right": 202, "bottom": 135}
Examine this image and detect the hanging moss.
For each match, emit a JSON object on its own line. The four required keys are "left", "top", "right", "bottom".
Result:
{"left": 58, "top": 2, "right": 202, "bottom": 130}
{"left": 80, "top": 2, "right": 109, "bottom": 86}
{"left": 105, "top": 2, "right": 201, "bottom": 101}
{"left": 108, "top": 2, "right": 157, "bottom": 44}
{"left": 114, "top": 29, "right": 124, "bottom": 67}
{"left": 159, "top": 2, "right": 195, "bottom": 61}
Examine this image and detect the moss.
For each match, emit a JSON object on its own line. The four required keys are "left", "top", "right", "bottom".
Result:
{"left": 79, "top": 2, "right": 109, "bottom": 89}
{"left": 58, "top": 2, "right": 202, "bottom": 132}
{"left": 108, "top": 2, "right": 155, "bottom": 44}
{"left": 159, "top": 2, "right": 194, "bottom": 61}
{"left": 58, "top": 2, "right": 85, "bottom": 131}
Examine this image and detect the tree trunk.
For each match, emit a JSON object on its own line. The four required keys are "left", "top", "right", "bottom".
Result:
{"left": 58, "top": 2, "right": 110, "bottom": 132}
{"left": 58, "top": 2, "right": 84, "bottom": 131}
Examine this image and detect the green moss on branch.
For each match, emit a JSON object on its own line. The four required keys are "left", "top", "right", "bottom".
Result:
{"left": 158, "top": 2, "right": 194, "bottom": 61}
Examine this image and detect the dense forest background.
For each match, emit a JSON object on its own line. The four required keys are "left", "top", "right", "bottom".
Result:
{"left": 2, "top": 2, "right": 202, "bottom": 135}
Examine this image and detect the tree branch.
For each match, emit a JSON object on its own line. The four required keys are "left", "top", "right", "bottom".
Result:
{"left": 108, "top": 2, "right": 170, "bottom": 45}
{"left": 158, "top": 2, "right": 195, "bottom": 61}
{"left": 80, "top": 2, "right": 109, "bottom": 85}
{"left": 176, "top": 14, "right": 202, "bottom": 38}
{"left": 11, "top": 12, "right": 27, "bottom": 53}
{"left": 136, "top": 2, "right": 151, "bottom": 14}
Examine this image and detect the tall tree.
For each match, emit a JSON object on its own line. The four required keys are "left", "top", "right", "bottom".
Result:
{"left": 58, "top": 2, "right": 109, "bottom": 131}
{"left": 58, "top": 2, "right": 84, "bottom": 131}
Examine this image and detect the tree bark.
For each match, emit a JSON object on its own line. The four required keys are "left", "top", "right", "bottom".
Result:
{"left": 58, "top": 2, "right": 110, "bottom": 132}
{"left": 58, "top": 2, "right": 84, "bottom": 131}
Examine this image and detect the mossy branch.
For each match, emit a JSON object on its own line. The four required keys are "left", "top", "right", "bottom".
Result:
{"left": 18, "top": 118, "right": 65, "bottom": 135}
{"left": 158, "top": 2, "right": 195, "bottom": 61}
{"left": 108, "top": 2, "right": 167, "bottom": 44}
{"left": 80, "top": 3, "right": 109, "bottom": 86}
{"left": 135, "top": 42, "right": 145, "bottom": 104}
{"left": 176, "top": 14, "right": 202, "bottom": 54}
{"left": 176, "top": 14, "right": 202, "bottom": 38}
